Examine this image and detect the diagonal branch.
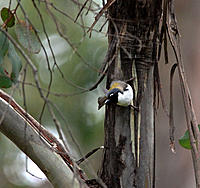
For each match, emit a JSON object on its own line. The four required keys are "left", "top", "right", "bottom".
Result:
{"left": 0, "top": 90, "right": 89, "bottom": 188}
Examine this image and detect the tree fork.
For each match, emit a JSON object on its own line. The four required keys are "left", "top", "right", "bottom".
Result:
{"left": 100, "top": 1, "right": 162, "bottom": 187}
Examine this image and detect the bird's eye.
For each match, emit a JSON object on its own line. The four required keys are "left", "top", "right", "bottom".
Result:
{"left": 110, "top": 93, "right": 114, "bottom": 97}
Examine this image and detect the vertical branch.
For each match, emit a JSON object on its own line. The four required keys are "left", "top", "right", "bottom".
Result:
{"left": 167, "top": 0, "right": 200, "bottom": 186}
{"left": 99, "top": 1, "right": 162, "bottom": 187}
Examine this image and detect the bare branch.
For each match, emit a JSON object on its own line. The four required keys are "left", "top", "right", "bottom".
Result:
{"left": 87, "top": 0, "right": 116, "bottom": 34}
{"left": 0, "top": 94, "right": 88, "bottom": 187}
{"left": 167, "top": 0, "right": 200, "bottom": 185}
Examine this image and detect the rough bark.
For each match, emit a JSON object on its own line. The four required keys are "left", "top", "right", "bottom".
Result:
{"left": 100, "top": 1, "right": 162, "bottom": 187}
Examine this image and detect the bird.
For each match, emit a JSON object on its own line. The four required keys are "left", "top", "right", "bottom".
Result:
{"left": 98, "top": 80, "right": 136, "bottom": 110}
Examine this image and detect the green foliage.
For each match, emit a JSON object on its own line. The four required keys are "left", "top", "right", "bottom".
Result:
{"left": 0, "top": 67, "right": 12, "bottom": 88}
{"left": 8, "top": 42, "right": 22, "bottom": 83}
{"left": 179, "top": 125, "right": 200, "bottom": 149}
{"left": 0, "top": 32, "right": 11, "bottom": 88}
{"left": 15, "top": 20, "right": 41, "bottom": 54}
{"left": 1, "top": 7, "right": 15, "bottom": 28}
{"left": 0, "top": 31, "right": 9, "bottom": 64}
{"left": 0, "top": 32, "right": 22, "bottom": 88}
{"left": 0, "top": 1, "right": 106, "bottom": 186}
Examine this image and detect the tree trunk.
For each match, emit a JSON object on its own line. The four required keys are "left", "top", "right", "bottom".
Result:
{"left": 100, "top": 1, "right": 162, "bottom": 187}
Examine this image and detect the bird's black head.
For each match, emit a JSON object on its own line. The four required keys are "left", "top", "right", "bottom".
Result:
{"left": 105, "top": 88, "right": 123, "bottom": 105}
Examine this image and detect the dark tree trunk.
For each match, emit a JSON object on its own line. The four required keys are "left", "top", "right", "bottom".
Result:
{"left": 100, "top": 1, "right": 162, "bottom": 187}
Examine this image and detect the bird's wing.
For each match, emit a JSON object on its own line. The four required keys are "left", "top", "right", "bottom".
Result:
{"left": 98, "top": 96, "right": 107, "bottom": 110}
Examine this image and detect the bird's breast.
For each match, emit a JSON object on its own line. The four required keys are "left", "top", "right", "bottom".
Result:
{"left": 117, "top": 85, "right": 133, "bottom": 106}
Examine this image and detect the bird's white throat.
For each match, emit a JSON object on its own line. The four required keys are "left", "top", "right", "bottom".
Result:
{"left": 117, "top": 84, "right": 133, "bottom": 106}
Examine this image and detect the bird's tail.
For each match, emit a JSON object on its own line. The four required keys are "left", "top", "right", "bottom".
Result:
{"left": 98, "top": 96, "right": 107, "bottom": 110}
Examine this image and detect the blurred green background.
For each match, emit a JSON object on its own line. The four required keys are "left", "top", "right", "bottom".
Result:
{"left": 0, "top": 0, "right": 200, "bottom": 187}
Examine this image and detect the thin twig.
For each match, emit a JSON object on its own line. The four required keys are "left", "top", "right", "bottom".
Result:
{"left": 76, "top": 146, "right": 104, "bottom": 165}
{"left": 74, "top": 0, "right": 90, "bottom": 22}
{"left": 167, "top": 0, "right": 200, "bottom": 185}
{"left": 169, "top": 63, "right": 177, "bottom": 153}
{"left": 87, "top": 0, "right": 116, "bottom": 34}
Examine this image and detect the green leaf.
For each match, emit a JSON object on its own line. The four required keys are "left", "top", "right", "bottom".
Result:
{"left": 15, "top": 20, "right": 41, "bottom": 54}
{"left": 1, "top": 7, "right": 15, "bottom": 28}
{"left": 8, "top": 42, "right": 22, "bottom": 83}
{"left": 0, "top": 31, "right": 12, "bottom": 88}
{"left": 0, "top": 67, "right": 12, "bottom": 88}
{"left": 179, "top": 125, "right": 200, "bottom": 149}
{"left": 0, "top": 31, "right": 9, "bottom": 64}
